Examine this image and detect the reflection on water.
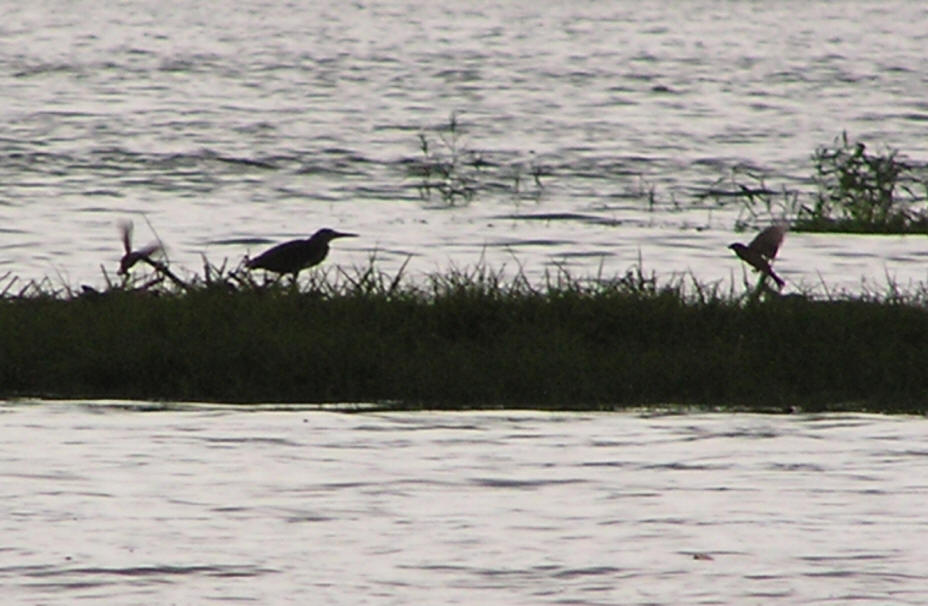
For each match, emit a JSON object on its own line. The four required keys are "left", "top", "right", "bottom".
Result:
{"left": 2, "top": 402, "right": 927, "bottom": 604}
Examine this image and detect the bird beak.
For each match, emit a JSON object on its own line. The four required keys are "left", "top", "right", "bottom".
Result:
{"left": 332, "top": 231, "right": 358, "bottom": 239}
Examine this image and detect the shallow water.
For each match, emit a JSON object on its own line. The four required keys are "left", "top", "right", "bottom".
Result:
{"left": 2, "top": 1, "right": 928, "bottom": 292}
{"left": 2, "top": 402, "right": 927, "bottom": 605}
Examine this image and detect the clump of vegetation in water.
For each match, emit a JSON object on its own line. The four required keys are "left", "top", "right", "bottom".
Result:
{"left": 796, "top": 132, "right": 928, "bottom": 233}
{"left": 406, "top": 112, "right": 545, "bottom": 206}
{"left": 707, "top": 133, "right": 928, "bottom": 234}
{"left": 3, "top": 259, "right": 928, "bottom": 413}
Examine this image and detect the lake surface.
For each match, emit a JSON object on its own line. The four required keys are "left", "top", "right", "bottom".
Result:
{"left": 2, "top": 402, "right": 927, "bottom": 605}
{"left": 2, "top": 1, "right": 928, "bottom": 293}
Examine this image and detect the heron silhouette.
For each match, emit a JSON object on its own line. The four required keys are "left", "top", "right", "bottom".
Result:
{"left": 728, "top": 224, "right": 787, "bottom": 289}
{"left": 245, "top": 228, "right": 357, "bottom": 279}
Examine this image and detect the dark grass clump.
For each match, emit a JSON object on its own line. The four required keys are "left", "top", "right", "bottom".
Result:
{"left": 710, "top": 133, "right": 928, "bottom": 235}
{"left": 3, "top": 260, "right": 928, "bottom": 413}
{"left": 797, "top": 132, "right": 928, "bottom": 233}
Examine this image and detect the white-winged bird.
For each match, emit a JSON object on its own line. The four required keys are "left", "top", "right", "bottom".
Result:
{"left": 728, "top": 224, "right": 787, "bottom": 288}
{"left": 117, "top": 220, "right": 163, "bottom": 275}
{"left": 245, "top": 228, "right": 357, "bottom": 279}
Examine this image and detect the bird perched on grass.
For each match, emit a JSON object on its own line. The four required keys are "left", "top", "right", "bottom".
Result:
{"left": 728, "top": 224, "right": 787, "bottom": 288}
{"left": 116, "top": 219, "right": 188, "bottom": 289}
{"left": 117, "top": 220, "right": 162, "bottom": 275}
{"left": 245, "top": 228, "right": 357, "bottom": 279}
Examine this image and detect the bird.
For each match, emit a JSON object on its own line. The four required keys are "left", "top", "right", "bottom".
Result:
{"left": 115, "top": 219, "right": 188, "bottom": 289}
{"left": 117, "top": 220, "right": 162, "bottom": 275}
{"left": 728, "top": 224, "right": 787, "bottom": 288}
{"left": 245, "top": 228, "right": 357, "bottom": 279}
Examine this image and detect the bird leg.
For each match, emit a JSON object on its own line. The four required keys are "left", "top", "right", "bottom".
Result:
{"left": 748, "top": 273, "right": 782, "bottom": 303}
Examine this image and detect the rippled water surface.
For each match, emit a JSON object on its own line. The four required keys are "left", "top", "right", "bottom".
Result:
{"left": 2, "top": 1, "right": 928, "bottom": 291}
{"left": 2, "top": 402, "right": 927, "bottom": 604}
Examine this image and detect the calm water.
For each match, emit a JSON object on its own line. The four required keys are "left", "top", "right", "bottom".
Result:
{"left": 1, "top": 402, "right": 927, "bottom": 605}
{"left": 2, "top": 1, "right": 928, "bottom": 291}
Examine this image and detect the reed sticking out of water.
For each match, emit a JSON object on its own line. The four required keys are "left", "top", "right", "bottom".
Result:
{"left": 799, "top": 132, "right": 928, "bottom": 232}
{"left": 407, "top": 112, "right": 545, "bottom": 206}
{"left": 706, "top": 132, "right": 928, "bottom": 234}
{"left": 2, "top": 259, "right": 928, "bottom": 413}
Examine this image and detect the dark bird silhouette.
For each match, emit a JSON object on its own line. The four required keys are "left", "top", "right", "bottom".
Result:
{"left": 118, "top": 220, "right": 162, "bottom": 275}
{"left": 728, "top": 224, "right": 787, "bottom": 288}
{"left": 245, "top": 228, "right": 357, "bottom": 279}
{"left": 116, "top": 219, "right": 188, "bottom": 290}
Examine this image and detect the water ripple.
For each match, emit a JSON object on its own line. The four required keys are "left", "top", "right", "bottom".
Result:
{"left": 0, "top": 405, "right": 926, "bottom": 604}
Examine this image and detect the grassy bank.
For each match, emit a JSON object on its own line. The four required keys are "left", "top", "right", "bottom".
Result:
{"left": 2, "top": 264, "right": 928, "bottom": 413}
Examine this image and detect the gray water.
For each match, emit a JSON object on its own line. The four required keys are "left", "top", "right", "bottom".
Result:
{"left": 2, "top": 402, "right": 927, "bottom": 605}
{"left": 3, "top": 1, "right": 928, "bottom": 291}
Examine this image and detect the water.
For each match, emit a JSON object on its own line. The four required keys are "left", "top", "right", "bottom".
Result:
{"left": 2, "top": 1, "right": 928, "bottom": 292}
{"left": 1, "top": 402, "right": 926, "bottom": 605}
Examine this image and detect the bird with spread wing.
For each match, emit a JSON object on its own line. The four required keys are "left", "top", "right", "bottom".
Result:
{"left": 728, "top": 224, "right": 787, "bottom": 289}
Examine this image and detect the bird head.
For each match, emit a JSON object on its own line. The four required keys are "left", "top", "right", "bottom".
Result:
{"left": 728, "top": 243, "right": 744, "bottom": 252}
{"left": 313, "top": 228, "right": 358, "bottom": 243}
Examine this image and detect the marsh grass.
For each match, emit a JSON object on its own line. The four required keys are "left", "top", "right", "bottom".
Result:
{"left": 407, "top": 112, "right": 545, "bottom": 206}
{"left": 709, "top": 133, "right": 928, "bottom": 234}
{"left": 3, "top": 259, "right": 928, "bottom": 413}
{"left": 797, "top": 132, "right": 928, "bottom": 232}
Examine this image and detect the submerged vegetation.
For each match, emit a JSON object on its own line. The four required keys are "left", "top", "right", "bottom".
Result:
{"left": 799, "top": 132, "right": 928, "bottom": 232}
{"left": 406, "top": 117, "right": 928, "bottom": 235}
{"left": 3, "top": 259, "right": 928, "bottom": 413}
{"left": 708, "top": 132, "right": 928, "bottom": 234}
{"left": 406, "top": 112, "right": 546, "bottom": 206}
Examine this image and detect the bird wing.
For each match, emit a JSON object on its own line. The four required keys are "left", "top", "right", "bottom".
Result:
{"left": 246, "top": 239, "right": 309, "bottom": 271}
{"left": 748, "top": 224, "right": 786, "bottom": 260}
{"left": 137, "top": 243, "right": 162, "bottom": 258}
{"left": 118, "top": 220, "right": 134, "bottom": 255}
